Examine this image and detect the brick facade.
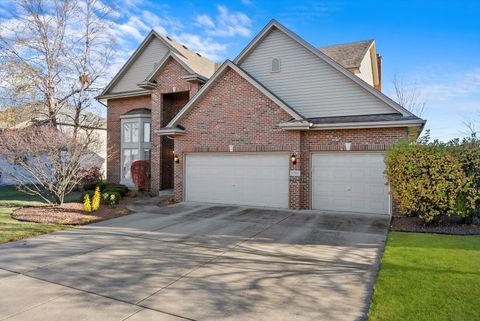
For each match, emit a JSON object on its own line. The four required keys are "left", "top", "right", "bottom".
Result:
{"left": 107, "top": 65, "right": 409, "bottom": 210}
{"left": 150, "top": 58, "right": 200, "bottom": 194}
{"left": 172, "top": 67, "right": 409, "bottom": 209}
{"left": 106, "top": 95, "right": 151, "bottom": 183}
{"left": 106, "top": 58, "right": 200, "bottom": 193}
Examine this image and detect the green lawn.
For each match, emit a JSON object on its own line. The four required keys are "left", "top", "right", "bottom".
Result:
{"left": 0, "top": 186, "right": 80, "bottom": 244}
{"left": 369, "top": 231, "right": 480, "bottom": 321}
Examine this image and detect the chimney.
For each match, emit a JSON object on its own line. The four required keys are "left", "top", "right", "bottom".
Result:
{"left": 375, "top": 53, "right": 382, "bottom": 91}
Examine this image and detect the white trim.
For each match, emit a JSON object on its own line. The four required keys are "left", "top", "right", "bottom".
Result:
{"left": 96, "top": 90, "right": 151, "bottom": 101}
{"left": 120, "top": 117, "right": 152, "bottom": 187}
{"left": 278, "top": 119, "right": 425, "bottom": 130}
{"left": 369, "top": 42, "right": 380, "bottom": 87}
{"left": 182, "top": 74, "right": 208, "bottom": 83}
{"left": 120, "top": 113, "right": 151, "bottom": 120}
{"left": 234, "top": 19, "right": 418, "bottom": 118}
{"left": 136, "top": 81, "right": 157, "bottom": 90}
{"left": 155, "top": 127, "right": 185, "bottom": 136}
{"left": 166, "top": 60, "right": 304, "bottom": 128}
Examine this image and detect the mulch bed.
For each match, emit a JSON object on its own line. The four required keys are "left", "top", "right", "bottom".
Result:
{"left": 158, "top": 197, "right": 176, "bottom": 207}
{"left": 12, "top": 198, "right": 134, "bottom": 225}
{"left": 391, "top": 215, "right": 480, "bottom": 235}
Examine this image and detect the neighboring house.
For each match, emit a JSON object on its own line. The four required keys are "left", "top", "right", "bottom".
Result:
{"left": 0, "top": 105, "right": 107, "bottom": 185}
{"left": 99, "top": 20, "right": 425, "bottom": 215}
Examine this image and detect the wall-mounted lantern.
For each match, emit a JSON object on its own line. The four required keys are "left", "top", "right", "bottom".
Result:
{"left": 291, "top": 153, "right": 298, "bottom": 165}
{"left": 173, "top": 150, "right": 180, "bottom": 164}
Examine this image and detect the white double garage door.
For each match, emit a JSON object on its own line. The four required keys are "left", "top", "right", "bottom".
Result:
{"left": 185, "top": 153, "right": 390, "bottom": 215}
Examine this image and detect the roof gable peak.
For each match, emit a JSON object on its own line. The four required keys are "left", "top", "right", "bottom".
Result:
{"left": 235, "top": 19, "right": 417, "bottom": 118}
{"left": 165, "top": 60, "right": 304, "bottom": 129}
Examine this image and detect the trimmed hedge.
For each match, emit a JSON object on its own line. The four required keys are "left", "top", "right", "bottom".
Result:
{"left": 385, "top": 135, "right": 480, "bottom": 223}
{"left": 102, "top": 183, "right": 129, "bottom": 197}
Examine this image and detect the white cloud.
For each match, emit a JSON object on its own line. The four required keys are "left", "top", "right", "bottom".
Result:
{"left": 110, "top": 16, "right": 149, "bottom": 42}
{"left": 174, "top": 33, "right": 226, "bottom": 61}
{"left": 201, "top": 5, "right": 251, "bottom": 38}
{"left": 420, "top": 68, "right": 480, "bottom": 102}
{"left": 196, "top": 14, "right": 215, "bottom": 29}
{"left": 241, "top": 0, "right": 254, "bottom": 6}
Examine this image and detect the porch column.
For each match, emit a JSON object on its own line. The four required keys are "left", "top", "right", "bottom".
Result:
{"left": 150, "top": 91, "right": 162, "bottom": 195}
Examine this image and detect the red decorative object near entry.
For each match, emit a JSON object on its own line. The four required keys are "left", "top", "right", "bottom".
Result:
{"left": 131, "top": 160, "right": 150, "bottom": 191}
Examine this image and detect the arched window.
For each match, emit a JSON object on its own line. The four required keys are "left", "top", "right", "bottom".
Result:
{"left": 271, "top": 58, "right": 281, "bottom": 73}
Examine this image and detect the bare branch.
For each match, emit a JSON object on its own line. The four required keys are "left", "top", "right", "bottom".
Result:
{"left": 392, "top": 74, "right": 427, "bottom": 117}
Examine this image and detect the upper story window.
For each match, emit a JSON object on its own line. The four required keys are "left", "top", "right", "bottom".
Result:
{"left": 143, "top": 122, "right": 151, "bottom": 143}
{"left": 271, "top": 58, "right": 281, "bottom": 73}
{"left": 123, "top": 122, "right": 139, "bottom": 143}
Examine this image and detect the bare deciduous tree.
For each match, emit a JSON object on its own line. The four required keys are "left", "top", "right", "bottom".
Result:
{"left": 0, "top": 126, "right": 102, "bottom": 204}
{"left": 0, "top": 0, "right": 114, "bottom": 126}
{"left": 462, "top": 113, "right": 479, "bottom": 137}
{"left": 392, "top": 74, "right": 427, "bottom": 117}
{"left": 0, "top": 0, "right": 114, "bottom": 203}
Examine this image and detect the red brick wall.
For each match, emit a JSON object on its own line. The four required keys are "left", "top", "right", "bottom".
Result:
{"left": 150, "top": 58, "right": 198, "bottom": 194}
{"left": 172, "top": 66, "right": 409, "bottom": 210}
{"left": 173, "top": 67, "right": 301, "bottom": 204}
{"left": 107, "top": 58, "right": 198, "bottom": 193}
{"left": 161, "top": 92, "right": 190, "bottom": 189}
{"left": 106, "top": 95, "right": 151, "bottom": 183}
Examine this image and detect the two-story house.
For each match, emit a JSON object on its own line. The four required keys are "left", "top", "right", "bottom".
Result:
{"left": 97, "top": 20, "right": 424, "bottom": 215}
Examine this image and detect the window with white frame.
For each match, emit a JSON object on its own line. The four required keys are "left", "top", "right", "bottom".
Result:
{"left": 120, "top": 111, "right": 151, "bottom": 186}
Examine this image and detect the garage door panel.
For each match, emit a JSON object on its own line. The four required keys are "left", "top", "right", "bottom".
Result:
{"left": 312, "top": 153, "right": 389, "bottom": 215}
{"left": 185, "top": 153, "right": 289, "bottom": 208}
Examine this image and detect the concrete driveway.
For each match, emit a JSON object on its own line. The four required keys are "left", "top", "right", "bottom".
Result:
{"left": 0, "top": 202, "right": 389, "bottom": 321}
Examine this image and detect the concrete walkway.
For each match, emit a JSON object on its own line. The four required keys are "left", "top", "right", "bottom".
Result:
{"left": 0, "top": 202, "right": 390, "bottom": 321}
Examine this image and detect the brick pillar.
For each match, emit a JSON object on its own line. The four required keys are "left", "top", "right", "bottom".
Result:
{"left": 288, "top": 131, "right": 302, "bottom": 209}
{"left": 150, "top": 91, "right": 162, "bottom": 195}
{"left": 299, "top": 132, "right": 310, "bottom": 209}
{"left": 173, "top": 144, "right": 183, "bottom": 203}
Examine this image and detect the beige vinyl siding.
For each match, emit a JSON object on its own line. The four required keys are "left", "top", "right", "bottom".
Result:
{"left": 240, "top": 29, "right": 395, "bottom": 118}
{"left": 357, "top": 50, "right": 374, "bottom": 86}
{"left": 109, "top": 37, "right": 170, "bottom": 94}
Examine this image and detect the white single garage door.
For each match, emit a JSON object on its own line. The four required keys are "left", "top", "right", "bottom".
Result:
{"left": 311, "top": 153, "right": 390, "bottom": 214}
{"left": 185, "top": 153, "right": 289, "bottom": 208}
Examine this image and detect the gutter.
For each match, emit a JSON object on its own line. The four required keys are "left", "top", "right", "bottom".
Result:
{"left": 278, "top": 119, "right": 426, "bottom": 130}
{"left": 95, "top": 90, "right": 151, "bottom": 101}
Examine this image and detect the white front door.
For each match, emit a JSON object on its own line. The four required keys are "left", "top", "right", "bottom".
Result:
{"left": 311, "top": 153, "right": 390, "bottom": 214}
{"left": 185, "top": 153, "right": 289, "bottom": 208}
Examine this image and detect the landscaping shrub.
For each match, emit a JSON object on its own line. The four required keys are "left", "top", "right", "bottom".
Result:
{"left": 385, "top": 136, "right": 479, "bottom": 223}
{"left": 91, "top": 186, "right": 101, "bottom": 211}
{"left": 131, "top": 160, "right": 150, "bottom": 191}
{"left": 101, "top": 191, "right": 121, "bottom": 206}
{"left": 446, "top": 136, "right": 480, "bottom": 194}
{"left": 103, "top": 183, "right": 129, "bottom": 197}
{"left": 83, "top": 193, "right": 92, "bottom": 213}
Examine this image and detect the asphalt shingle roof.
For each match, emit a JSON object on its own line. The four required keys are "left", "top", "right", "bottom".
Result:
{"left": 158, "top": 34, "right": 217, "bottom": 79}
{"left": 318, "top": 39, "right": 374, "bottom": 70}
